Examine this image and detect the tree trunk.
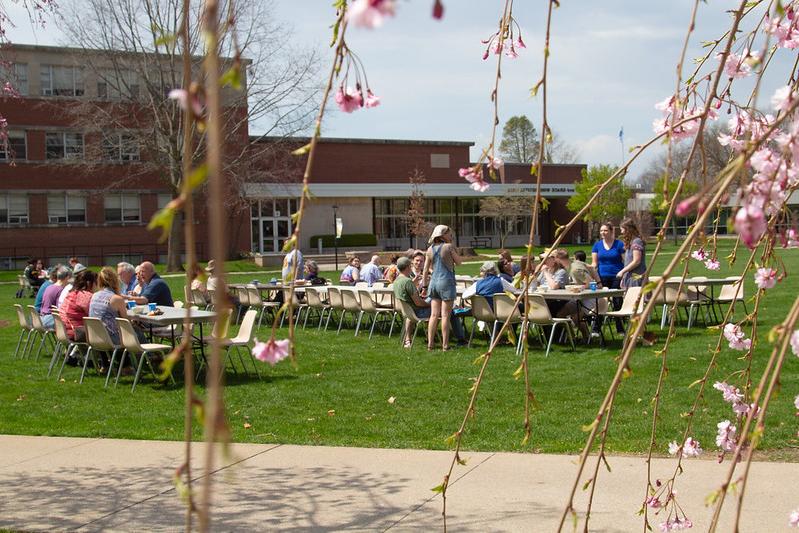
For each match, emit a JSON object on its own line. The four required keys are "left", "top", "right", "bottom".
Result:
{"left": 166, "top": 210, "right": 184, "bottom": 272}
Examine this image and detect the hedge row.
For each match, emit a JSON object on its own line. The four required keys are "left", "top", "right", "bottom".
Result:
{"left": 308, "top": 233, "right": 377, "bottom": 248}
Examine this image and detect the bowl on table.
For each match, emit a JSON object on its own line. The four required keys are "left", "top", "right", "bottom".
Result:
{"left": 565, "top": 284, "right": 583, "bottom": 293}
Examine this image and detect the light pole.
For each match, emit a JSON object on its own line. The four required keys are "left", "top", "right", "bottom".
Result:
{"left": 332, "top": 204, "right": 339, "bottom": 271}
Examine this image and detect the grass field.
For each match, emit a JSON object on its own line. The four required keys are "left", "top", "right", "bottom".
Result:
{"left": 1, "top": 241, "right": 798, "bottom": 458}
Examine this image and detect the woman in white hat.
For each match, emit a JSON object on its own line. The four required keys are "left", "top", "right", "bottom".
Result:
{"left": 421, "top": 224, "right": 463, "bottom": 350}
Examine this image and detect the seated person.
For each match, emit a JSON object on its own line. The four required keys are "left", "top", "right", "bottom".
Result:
{"left": 59, "top": 270, "right": 97, "bottom": 342}
{"left": 127, "top": 261, "right": 174, "bottom": 307}
{"left": 117, "top": 262, "right": 137, "bottom": 295}
{"left": 57, "top": 263, "right": 86, "bottom": 308}
{"left": 282, "top": 249, "right": 304, "bottom": 283}
{"left": 40, "top": 266, "right": 71, "bottom": 329}
{"left": 497, "top": 258, "right": 515, "bottom": 283}
{"left": 339, "top": 257, "right": 361, "bottom": 285}
{"left": 24, "top": 258, "right": 46, "bottom": 290}
{"left": 130, "top": 265, "right": 145, "bottom": 295}
{"left": 512, "top": 256, "right": 539, "bottom": 290}
{"left": 90, "top": 267, "right": 128, "bottom": 346}
{"left": 359, "top": 255, "right": 383, "bottom": 286}
{"left": 304, "top": 260, "right": 327, "bottom": 285}
{"left": 383, "top": 254, "right": 400, "bottom": 283}
{"left": 393, "top": 257, "right": 431, "bottom": 348}
{"left": 409, "top": 250, "right": 425, "bottom": 285}
{"left": 34, "top": 267, "right": 58, "bottom": 312}
{"left": 540, "top": 249, "right": 589, "bottom": 340}
{"left": 570, "top": 250, "right": 601, "bottom": 288}
{"left": 463, "top": 261, "right": 520, "bottom": 309}
{"left": 68, "top": 256, "right": 85, "bottom": 273}
{"left": 205, "top": 260, "right": 218, "bottom": 292}
{"left": 499, "top": 249, "right": 521, "bottom": 275}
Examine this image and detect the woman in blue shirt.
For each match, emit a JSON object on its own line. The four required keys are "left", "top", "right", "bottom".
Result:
{"left": 591, "top": 222, "right": 625, "bottom": 290}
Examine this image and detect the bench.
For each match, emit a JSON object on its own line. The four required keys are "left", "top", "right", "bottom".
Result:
{"left": 470, "top": 237, "right": 492, "bottom": 248}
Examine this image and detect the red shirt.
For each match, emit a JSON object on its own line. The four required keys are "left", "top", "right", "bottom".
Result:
{"left": 60, "top": 290, "right": 93, "bottom": 339}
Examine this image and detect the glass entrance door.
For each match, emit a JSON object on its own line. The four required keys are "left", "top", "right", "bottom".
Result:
{"left": 250, "top": 198, "right": 297, "bottom": 253}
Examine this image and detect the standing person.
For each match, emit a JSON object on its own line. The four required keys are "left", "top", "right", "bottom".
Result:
{"left": 617, "top": 218, "right": 647, "bottom": 289}
{"left": 591, "top": 222, "right": 625, "bottom": 291}
{"left": 421, "top": 224, "right": 463, "bottom": 351}
{"left": 282, "top": 249, "right": 304, "bottom": 283}
{"left": 359, "top": 255, "right": 383, "bottom": 286}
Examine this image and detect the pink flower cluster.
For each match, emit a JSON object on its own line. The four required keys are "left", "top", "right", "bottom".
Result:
{"left": 252, "top": 337, "right": 290, "bottom": 366}
{"left": 754, "top": 267, "right": 777, "bottom": 289}
{"left": 723, "top": 323, "right": 752, "bottom": 351}
{"left": 785, "top": 228, "right": 799, "bottom": 248}
{"left": 653, "top": 96, "right": 713, "bottom": 141}
{"left": 791, "top": 330, "right": 799, "bottom": 357}
{"left": 346, "top": 0, "right": 396, "bottom": 29}
{"left": 668, "top": 437, "right": 702, "bottom": 458}
{"left": 716, "top": 420, "right": 737, "bottom": 452}
{"left": 721, "top": 86, "right": 799, "bottom": 248}
{"left": 790, "top": 508, "right": 799, "bottom": 528}
{"left": 334, "top": 85, "right": 380, "bottom": 114}
{"left": 718, "top": 49, "right": 760, "bottom": 79}
{"left": 714, "top": 381, "right": 758, "bottom": 419}
{"left": 766, "top": 6, "right": 799, "bottom": 49}
{"left": 660, "top": 518, "right": 693, "bottom": 531}
{"left": 459, "top": 166, "right": 489, "bottom": 192}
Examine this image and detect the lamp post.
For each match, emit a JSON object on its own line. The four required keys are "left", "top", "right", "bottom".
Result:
{"left": 332, "top": 204, "right": 339, "bottom": 271}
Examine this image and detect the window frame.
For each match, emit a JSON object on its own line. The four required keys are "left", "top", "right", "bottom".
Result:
{"left": 0, "top": 194, "right": 29, "bottom": 225}
{"left": 102, "top": 132, "right": 141, "bottom": 162}
{"left": 47, "top": 193, "right": 87, "bottom": 224}
{"left": 0, "top": 130, "right": 27, "bottom": 161}
{"left": 45, "top": 132, "right": 85, "bottom": 160}
{"left": 40, "top": 65, "right": 84, "bottom": 97}
{"left": 104, "top": 193, "right": 141, "bottom": 224}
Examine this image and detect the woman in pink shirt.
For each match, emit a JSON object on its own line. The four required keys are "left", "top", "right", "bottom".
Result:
{"left": 59, "top": 270, "right": 97, "bottom": 342}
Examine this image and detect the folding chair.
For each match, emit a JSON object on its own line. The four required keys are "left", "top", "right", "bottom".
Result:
{"left": 116, "top": 318, "right": 173, "bottom": 391}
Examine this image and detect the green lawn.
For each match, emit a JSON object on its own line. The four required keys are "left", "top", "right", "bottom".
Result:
{"left": 1, "top": 242, "right": 798, "bottom": 457}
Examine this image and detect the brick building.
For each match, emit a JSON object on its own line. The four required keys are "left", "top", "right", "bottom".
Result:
{"left": 0, "top": 44, "right": 587, "bottom": 270}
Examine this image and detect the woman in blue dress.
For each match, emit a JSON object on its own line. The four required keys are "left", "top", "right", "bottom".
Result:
{"left": 591, "top": 222, "right": 625, "bottom": 290}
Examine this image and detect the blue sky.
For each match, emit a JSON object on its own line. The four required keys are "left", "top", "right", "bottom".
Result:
{"left": 6, "top": 1, "right": 791, "bottom": 181}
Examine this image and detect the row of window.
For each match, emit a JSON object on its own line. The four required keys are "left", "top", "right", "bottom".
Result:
{"left": 0, "top": 131, "right": 140, "bottom": 162}
{"left": 0, "top": 193, "right": 171, "bottom": 226}
{"left": 6, "top": 63, "right": 140, "bottom": 100}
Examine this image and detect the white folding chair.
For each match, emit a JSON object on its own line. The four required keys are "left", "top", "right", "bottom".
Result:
{"left": 27, "top": 305, "right": 55, "bottom": 360}
{"left": 219, "top": 309, "right": 260, "bottom": 379}
{"left": 13, "top": 304, "right": 33, "bottom": 359}
{"left": 395, "top": 298, "right": 430, "bottom": 349}
{"left": 304, "top": 287, "right": 331, "bottom": 330}
{"left": 338, "top": 289, "right": 362, "bottom": 335}
{"left": 524, "top": 293, "right": 575, "bottom": 357}
{"left": 468, "top": 294, "right": 498, "bottom": 348}
{"left": 116, "top": 318, "right": 173, "bottom": 391}
{"left": 82, "top": 317, "right": 121, "bottom": 385}
{"left": 49, "top": 314, "right": 87, "bottom": 379}
{"left": 494, "top": 293, "right": 524, "bottom": 354}
{"left": 358, "top": 290, "right": 396, "bottom": 339}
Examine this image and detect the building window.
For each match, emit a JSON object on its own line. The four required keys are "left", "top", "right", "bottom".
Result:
{"left": 103, "top": 133, "right": 140, "bottom": 161}
{"left": 40, "top": 65, "right": 84, "bottom": 97}
{"left": 0, "top": 194, "right": 29, "bottom": 225}
{"left": 157, "top": 193, "right": 173, "bottom": 209}
{"left": 104, "top": 193, "right": 141, "bottom": 223}
{"left": 5, "top": 63, "right": 29, "bottom": 95}
{"left": 0, "top": 131, "right": 26, "bottom": 161}
{"left": 97, "top": 69, "right": 140, "bottom": 100}
{"left": 47, "top": 194, "right": 86, "bottom": 224}
{"left": 46, "top": 132, "right": 84, "bottom": 160}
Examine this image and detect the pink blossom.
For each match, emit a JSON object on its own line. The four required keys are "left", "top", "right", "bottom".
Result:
{"left": 714, "top": 381, "right": 744, "bottom": 404}
{"left": 489, "top": 157, "right": 504, "bottom": 170}
{"left": 2, "top": 82, "right": 20, "bottom": 98}
{"left": 364, "top": 90, "right": 381, "bottom": 108}
{"left": 652, "top": 95, "right": 704, "bottom": 141}
{"left": 668, "top": 437, "right": 702, "bottom": 458}
{"left": 459, "top": 166, "right": 489, "bottom": 192}
{"left": 716, "top": 420, "right": 737, "bottom": 452}
{"left": 645, "top": 495, "right": 661, "bottom": 508}
{"left": 168, "top": 88, "right": 203, "bottom": 116}
{"left": 791, "top": 330, "right": 799, "bottom": 357}
{"left": 334, "top": 86, "right": 363, "bottom": 113}
{"left": 723, "top": 323, "right": 752, "bottom": 351}
{"left": 787, "top": 229, "right": 799, "bottom": 248}
{"left": 691, "top": 249, "right": 706, "bottom": 261}
{"left": 790, "top": 508, "right": 799, "bottom": 527}
{"left": 766, "top": 14, "right": 799, "bottom": 49}
{"left": 660, "top": 517, "right": 694, "bottom": 531}
{"left": 517, "top": 35, "right": 526, "bottom": 48}
{"left": 252, "top": 338, "right": 290, "bottom": 366}
{"left": 505, "top": 46, "right": 518, "bottom": 59}
{"left": 718, "top": 50, "right": 759, "bottom": 79}
{"left": 771, "top": 85, "right": 795, "bottom": 113}
{"left": 704, "top": 259, "right": 720, "bottom": 271}
{"left": 347, "top": 0, "right": 396, "bottom": 28}
{"left": 734, "top": 204, "right": 767, "bottom": 249}
{"left": 676, "top": 197, "right": 698, "bottom": 216}
{"left": 754, "top": 267, "right": 777, "bottom": 289}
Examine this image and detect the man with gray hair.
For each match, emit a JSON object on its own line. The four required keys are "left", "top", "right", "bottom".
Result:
{"left": 39, "top": 266, "right": 71, "bottom": 328}
{"left": 360, "top": 255, "right": 383, "bottom": 286}
{"left": 117, "top": 262, "right": 137, "bottom": 294}
{"left": 462, "top": 260, "right": 520, "bottom": 309}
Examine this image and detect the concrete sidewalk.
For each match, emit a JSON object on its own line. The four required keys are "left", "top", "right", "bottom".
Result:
{"left": 0, "top": 435, "right": 796, "bottom": 532}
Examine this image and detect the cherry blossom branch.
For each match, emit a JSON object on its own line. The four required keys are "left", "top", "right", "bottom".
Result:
{"left": 198, "top": 0, "right": 228, "bottom": 529}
